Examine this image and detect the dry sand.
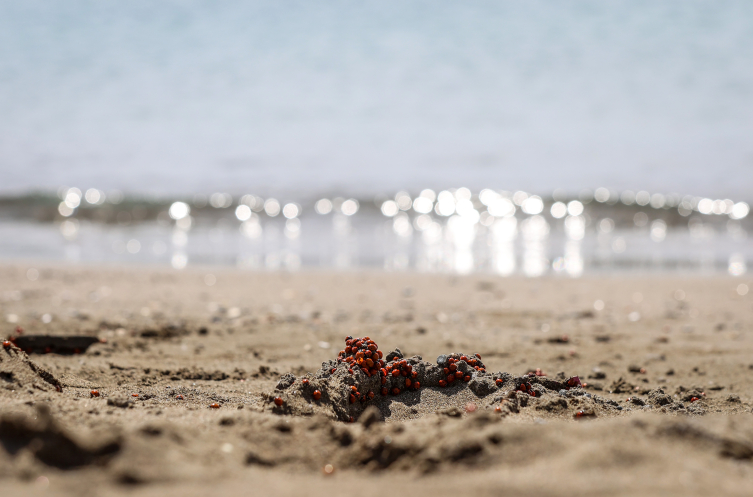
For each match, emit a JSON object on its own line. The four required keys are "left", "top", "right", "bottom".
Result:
{"left": 1, "top": 263, "right": 753, "bottom": 496}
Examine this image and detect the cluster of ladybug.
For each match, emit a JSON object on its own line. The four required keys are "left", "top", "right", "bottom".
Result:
{"left": 335, "top": 336, "right": 385, "bottom": 377}
{"left": 334, "top": 336, "right": 425, "bottom": 399}
{"left": 380, "top": 358, "right": 420, "bottom": 396}
{"left": 349, "top": 385, "right": 376, "bottom": 403}
{"left": 437, "top": 353, "right": 484, "bottom": 388}
{"left": 516, "top": 381, "right": 537, "bottom": 397}
{"left": 494, "top": 377, "right": 534, "bottom": 396}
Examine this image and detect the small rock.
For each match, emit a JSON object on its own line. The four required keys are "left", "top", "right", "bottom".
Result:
{"left": 589, "top": 369, "right": 607, "bottom": 380}
{"left": 385, "top": 349, "right": 404, "bottom": 362}
{"left": 107, "top": 397, "right": 133, "bottom": 408}
{"left": 468, "top": 377, "right": 496, "bottom": 397}
{"left": 535, "top": 397, "right": 568, "bottom": 412}
{"left": 437, "top": 406, "right": 463, "bottom": 418}
{"left": 359, "top": 406, "right": 383, "bottom": 429}
{"left": 647, "top": 388, "right": 672, "bottom": 407}
{"left": 675, "top": 386, "right": 705, "bottom": 402}
{"left": 515, "top": 391, "right": 531, "bottom": 408}
{"left": 275, "top": 373, "right": 296, "bottom": 390}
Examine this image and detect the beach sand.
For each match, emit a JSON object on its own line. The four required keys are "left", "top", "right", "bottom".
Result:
{"left": 1, "top": 263, "right": 752, "bottom": 496}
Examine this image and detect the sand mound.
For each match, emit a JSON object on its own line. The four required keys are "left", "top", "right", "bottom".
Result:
{"left": 265, "top": 335, "right": 717, "bottom": 424}
{"left": 265, "top": 336, "right": 622, "bottom": 423}
{"left": 0, "top": 343, "right": 62, "bottom": 393}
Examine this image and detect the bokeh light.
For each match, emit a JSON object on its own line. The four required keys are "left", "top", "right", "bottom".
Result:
{"left": 488, "top": 197, "right": 515, "bottom": 218}
{"left": 169, "top": 202, "right": 190, "bottom": 220}
{"left": 341, "top": 199, "right": 359, "bottom": 216}
{"left": 435, "top": 191, "right": 456, "bottom": 216}
{"left": 84, "top": 188, "right": 105, "bottom": 205}
{"left": 550, "top": 202, "right": 567, "bottom": 219}
{"left": 381, "top": 200, "right": 399, "bottom": 217}
{"left": 412, "top": 197, "right": 433, "bottom": 214}
{"left": 395, "top": 192, "right": 412, "bottom": 211}
{"left": 594, "top": 187, "right": 610, "bottom": 203}
{"left": 521, "top": 196, "right": 544, "bottom": 215}
{"left": 566, "top": 200, "right": 584, "bottom": 216}
{"left": 282, "top": 203, "right": 300, "bottom": 219}
{"left": 635, "top": 191, "right": 651, "bottom": 206}
{"left": 315, "top": 198, "right": 333, "bottom": 215}
{"left": 730, "top": 202, "right": 750, "bottom": 220}
{"left": 235, "top": 205, "right": 252, "bottom": 221}
{"left": 264, "top": 198, "right": 281, "bottom": 217}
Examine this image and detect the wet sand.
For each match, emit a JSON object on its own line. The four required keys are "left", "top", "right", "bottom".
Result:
{"left": 1, "top": 263, "right": 753, "bottom": 496}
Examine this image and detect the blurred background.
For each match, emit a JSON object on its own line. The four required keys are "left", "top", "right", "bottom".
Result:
{"left": 0, "top": 1, "right": 751, "bottom": 276}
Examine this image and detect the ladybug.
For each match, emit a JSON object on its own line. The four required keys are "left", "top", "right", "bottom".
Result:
{"left": 565, "top": 376, "right": 582, "bottom": 389}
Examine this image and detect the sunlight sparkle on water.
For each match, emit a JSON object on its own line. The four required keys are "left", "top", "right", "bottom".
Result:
{"left": 315, "top": 199, "right": 333, "bottom": 215}
{"left": 8, "top": 183, "right": 748, "bottom": 278}
{"left": 169, "top": 202, "right": 190, "bottom": 220}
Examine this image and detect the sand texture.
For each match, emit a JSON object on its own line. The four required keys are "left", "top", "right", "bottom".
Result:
{"left": 1, "top": 264, "right": 753, "bottom": 496}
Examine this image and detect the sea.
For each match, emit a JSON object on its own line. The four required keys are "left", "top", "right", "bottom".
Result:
{"left": 0, "top": 1, "right": 752, "bottom": 276}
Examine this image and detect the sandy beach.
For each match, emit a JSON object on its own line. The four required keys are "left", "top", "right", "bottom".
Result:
{"left": 1, "top": 263, "right": 752, "bottom": 496}
{"left": 3, "top": 3, "right": 752, "bottom": 496}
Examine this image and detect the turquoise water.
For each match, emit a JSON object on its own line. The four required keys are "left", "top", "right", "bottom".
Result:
{"left": 1, "top": 1, "right": 752, "bottom": 199}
